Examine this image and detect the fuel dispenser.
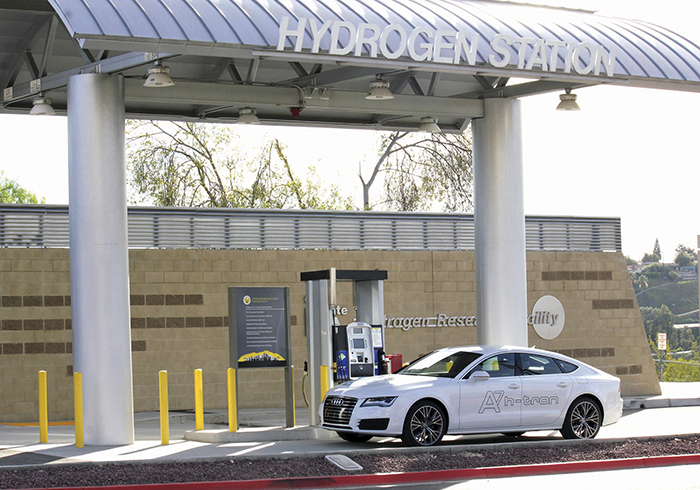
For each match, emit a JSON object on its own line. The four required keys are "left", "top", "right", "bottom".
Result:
{"left": 301, "top": 268, "right": 387, "bottom": 426}
{"left": 333, "top": 321, "right": 383, "bottom": 381}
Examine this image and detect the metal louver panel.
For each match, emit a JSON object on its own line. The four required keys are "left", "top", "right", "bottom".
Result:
{"left": 0, "top": 205, "right": 621, "bottom": 252}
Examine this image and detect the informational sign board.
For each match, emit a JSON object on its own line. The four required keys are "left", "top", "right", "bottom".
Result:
{"left": 657, "top": 332, "right": 667, "bottom": 351}
{"left": 229, "top": 287, "right": 290, "bottom": 368}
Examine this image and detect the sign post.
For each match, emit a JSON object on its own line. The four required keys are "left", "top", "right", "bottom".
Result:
{"left": 229, "top": 287, "right": 294, "bottom": 428}
{"left": 657, "top": 332, "right": 667, "bottom": 381}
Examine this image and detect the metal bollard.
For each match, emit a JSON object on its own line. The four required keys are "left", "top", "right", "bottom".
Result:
{"left": 194, "top": 369, "right": 203, "bottom": 431}
{"left": 74, "top": 372, "right": 84, "bottom": 448}
{"left": 159, "top": 370, "right": 169, "bottom": 445}
{"left": 38, "top": 370, "right": 48, "bottom": 443}
{"left": 320, "top": 365, "right": 329, "bottom": 402}
{"left": 227, "top": 368, "right": 237, "bottom": 432}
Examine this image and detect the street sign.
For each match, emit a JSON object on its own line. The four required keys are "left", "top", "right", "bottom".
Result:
{"left": 658, "top": 332, "right": 667, "bottom": 351}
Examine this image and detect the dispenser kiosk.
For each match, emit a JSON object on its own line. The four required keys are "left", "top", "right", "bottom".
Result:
{"left": 301, "top": 268, "right": 387, "bottom": 426}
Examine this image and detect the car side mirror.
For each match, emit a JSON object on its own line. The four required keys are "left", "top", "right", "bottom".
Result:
{"left": 469, "top": 371, "right": 490, "bottom": 382}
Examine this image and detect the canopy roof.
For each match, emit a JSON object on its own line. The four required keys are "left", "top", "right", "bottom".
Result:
{"left": 2, "top": 0, "right": 700, "bottom": 131}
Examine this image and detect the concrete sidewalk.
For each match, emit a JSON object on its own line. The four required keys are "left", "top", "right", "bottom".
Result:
{"left": 623, "top": 382, "right": 700, "bottom": 410}
{"left": 0, "top": 382, "right": 698, "bottom": 469}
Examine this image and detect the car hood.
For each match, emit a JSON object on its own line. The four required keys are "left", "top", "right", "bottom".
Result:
{"left": 327, "top": 374, "right": 448, "bottom": 398}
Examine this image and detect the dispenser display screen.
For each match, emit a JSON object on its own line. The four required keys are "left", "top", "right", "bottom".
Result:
{"left": 352, "top": 338, "right": 365, "bottom": 349}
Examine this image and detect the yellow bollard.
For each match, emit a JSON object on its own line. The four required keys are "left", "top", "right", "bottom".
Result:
{"left": 194, "top": 368, "right": 203, "bottom": 431}
{"left": 159, "top": 370, "right": 169, "bottom": 445}
{"left": 320, "top": 365, "right": 329, "bottom": 402}
{"left": 38, "top": 370, "right": 48, "bottom": 443}
{"left": 227, "top": 368, "right": 237, "bottom": 432}
{"left": 74, "top": 372, "right": 84, "bottom": 448}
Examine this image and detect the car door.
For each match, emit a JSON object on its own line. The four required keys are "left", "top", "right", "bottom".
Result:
{"left": 517, "top": 353, "right": 573, "bottom": 427}
{"left": 459, "top": 353, "right": 522, "bottom": 431}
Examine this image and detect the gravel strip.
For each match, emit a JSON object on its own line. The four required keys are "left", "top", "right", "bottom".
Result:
{"left": 1, "top": 435, "right": 698, "bottom": 489}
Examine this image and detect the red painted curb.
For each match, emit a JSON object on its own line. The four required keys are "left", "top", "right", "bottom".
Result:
{"left": 17, "top": 454, "right": 700, "bottom": 490}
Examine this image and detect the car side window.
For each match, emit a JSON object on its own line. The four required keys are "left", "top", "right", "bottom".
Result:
{"left": 555, "top": 359, "right": 579, "bottom": 373}
{"left": 519, "top": 353, "right": 563, "bottom": 375}
{"left": 472, "top": 353, "right": 516, "bottom": 378}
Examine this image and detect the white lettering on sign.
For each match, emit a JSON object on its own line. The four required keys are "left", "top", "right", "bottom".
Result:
{"left": 385, "top": 314, "right": 477, "bottom": 331}
{"left": 277, "top": 17, "right": 617, "bottom": 77}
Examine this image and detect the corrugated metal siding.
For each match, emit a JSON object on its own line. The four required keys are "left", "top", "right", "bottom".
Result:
{"left": 48, "top": 0, "right": 700, "bottom": 82}
{"left": 0, "top": 205, "right": 621, "bottom": 252}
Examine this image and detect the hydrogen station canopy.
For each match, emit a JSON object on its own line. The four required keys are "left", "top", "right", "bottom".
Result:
{"left": 3, "top": 0, "right": 700, "bottom": 132}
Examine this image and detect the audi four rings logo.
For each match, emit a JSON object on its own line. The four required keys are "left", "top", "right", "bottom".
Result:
{"left": 331, "top": 398, "right": 344, "bottom": 407}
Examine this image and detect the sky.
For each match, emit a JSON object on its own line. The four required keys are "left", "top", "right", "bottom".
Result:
{"left": 0, "top": 0, "right": 698, "bottom": 262}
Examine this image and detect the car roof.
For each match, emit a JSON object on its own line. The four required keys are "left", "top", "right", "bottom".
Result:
{"left": 439, "top": 345, "right": 580, "bottom": 362}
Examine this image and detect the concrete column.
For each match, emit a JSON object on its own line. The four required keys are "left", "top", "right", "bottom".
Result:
{"left": 68, "top": 73, "right": 134, "bottom": 445}
{"left": 472, "top": 98, "right": 528, "bottom": 347}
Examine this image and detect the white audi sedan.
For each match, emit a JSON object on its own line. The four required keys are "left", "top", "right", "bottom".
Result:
{"left": 321, "top": 346, "right": 623, "bottom": 446}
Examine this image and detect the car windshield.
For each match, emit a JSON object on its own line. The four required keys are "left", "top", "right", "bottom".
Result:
{"left": 400, "top": 351, "right": 482, "bottom": 378}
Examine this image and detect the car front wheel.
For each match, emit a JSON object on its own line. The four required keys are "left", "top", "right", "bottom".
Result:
{"left": 402, "top": 400, "right": 447, "bottom": 447}
{"left": 336, "top": 431, "right": 373, "bottom": 443}
{"left": 561, "top": 397, "right": 602, "bottom": 439}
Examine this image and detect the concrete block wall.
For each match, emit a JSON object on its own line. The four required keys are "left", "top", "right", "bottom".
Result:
{"left": 0, "top": 248, "right": 659, "bottom": 423}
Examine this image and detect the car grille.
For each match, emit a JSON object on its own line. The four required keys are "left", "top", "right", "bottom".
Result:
{"left": 323, "top": 396, "right": 358, "bottom": 426}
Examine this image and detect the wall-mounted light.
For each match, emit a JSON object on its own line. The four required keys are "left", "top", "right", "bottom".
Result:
{"left": 556, "top": 88, "right": 580, "bottom": 111}
{"left": 29, "top": 96, "right": 55, "bottom": 116}
{"left": 366, "top": 77, "right": 393, "bottom": 100}
{"left": 419, "top": 116, "right": 441, "bottom": 133}
{"left": 237, "top": 107, "right": 260, "bottom": 124}
{"left": 144, "top": 61, "right": 174, "bottom": 88}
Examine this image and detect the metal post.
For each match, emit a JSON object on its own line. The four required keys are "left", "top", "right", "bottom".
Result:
{"left": 159, "top": 370, "right": 169, "bottom": 445}
{"left": 68, "top": 73, "right": 133, "bottom": 445}
{"left": 306, "top": 279, "right": 331, "bottom": 426}
{"left": 472, "top": 98, "right": 528, "bottom": 347}
{"left": 74, "top": 372, "right": 84, "bottom": 448}
{"left": 284, "top": 288, "right": 295, "bottom": 428}
{"left": 194, "top": 369, "right": 203, "bottom": 431}
{"left": 227, "top": 368, "right": 238, "bottom": 432}
{"left": 38, "top": 370, "right": 48, "bottom": 443}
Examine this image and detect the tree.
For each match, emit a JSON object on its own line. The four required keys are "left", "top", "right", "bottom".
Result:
{"left": 674, "top": 244, "right": 696, "bottom": 267}
{"left": 624, "top": 255, "right": 638, "bottom": 266}
{"left": 642, "top": 252, "right": 660, "bottom": 263}
{"left": 359, "top": 128, "right": 473, "bottom": 212}
{"left": 640, "top": 305, "right": 676, "bottom": 349}
{"left": 126, "top": 121, "right": 355, "bottom": 210}
{"left": 653, "top": 238, "right": 662, "bottom": 257}
{"left": 0, "top": 171, "right": 44, "bottom": 204}
{"left": 630, "top": 272, "right": 649, "bottom": 293}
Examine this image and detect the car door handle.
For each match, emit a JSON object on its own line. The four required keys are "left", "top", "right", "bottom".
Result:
{"left": 557, "top": 382, "right": 569, "bottom": 388}
{"left": 508, "top": 384, "right": 519, "bottom": 389}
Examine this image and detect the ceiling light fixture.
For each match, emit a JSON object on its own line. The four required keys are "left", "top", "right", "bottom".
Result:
{"left": 366, "top": 77, "right": 393, "bottom": 100}
{"left": 29, "top": 96, "right": 55, "bottom": 116}
{"left": 144, "top": 61, "right": 174, "bottom": 88}
{"left": 419, "top": 116, "right": 441, "bottom": 133}
{"left": 237, "top": 107, "right": 260, "bottom": 125}
{"left": 556, "top": 87, "right": 580, "bottom": 111}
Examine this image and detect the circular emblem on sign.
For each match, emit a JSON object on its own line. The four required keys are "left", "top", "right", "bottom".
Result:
{"left": 530, "top": 295, "right": 565, "bottom": 340}
{"left": 243, "top": 295, "right": 251, "bottom": 305}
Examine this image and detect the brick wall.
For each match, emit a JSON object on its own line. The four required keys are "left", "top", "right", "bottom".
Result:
{"left": 0, "top": 248, "right": 659, "bottom": 423}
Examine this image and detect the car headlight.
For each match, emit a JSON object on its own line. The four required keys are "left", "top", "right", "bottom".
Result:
{"left": 361, "top": 396, "right": 397, "bottom": 408}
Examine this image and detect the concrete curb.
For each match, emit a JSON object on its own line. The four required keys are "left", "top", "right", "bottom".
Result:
{"left": 22, "top": 453, "right": 700, "bottom": 490}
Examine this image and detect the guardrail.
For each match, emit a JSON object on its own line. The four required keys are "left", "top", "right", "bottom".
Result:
{"left": 0, "top": 204, "right": 621, "bottom": 252}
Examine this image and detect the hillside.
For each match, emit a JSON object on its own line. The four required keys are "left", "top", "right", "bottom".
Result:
{"left": 636, "top": 280, "right": 699, "bottom": 322}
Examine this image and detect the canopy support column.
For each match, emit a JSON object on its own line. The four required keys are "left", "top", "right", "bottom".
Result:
{"left": 472, "top": 98, "right": 528, "bottom": 347}
{"left": 68, "top": 73, "right": 134, "bottom": 445}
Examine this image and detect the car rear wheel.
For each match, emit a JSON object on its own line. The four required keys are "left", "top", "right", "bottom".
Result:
{"left": 402, "top": 400, "right": 446, "bottom": 447}
{"left": 336, "top": 431, "right": 373, "bottom": 443}
{"left": 561, "top": 397, "right": 602, "bottom": 439}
